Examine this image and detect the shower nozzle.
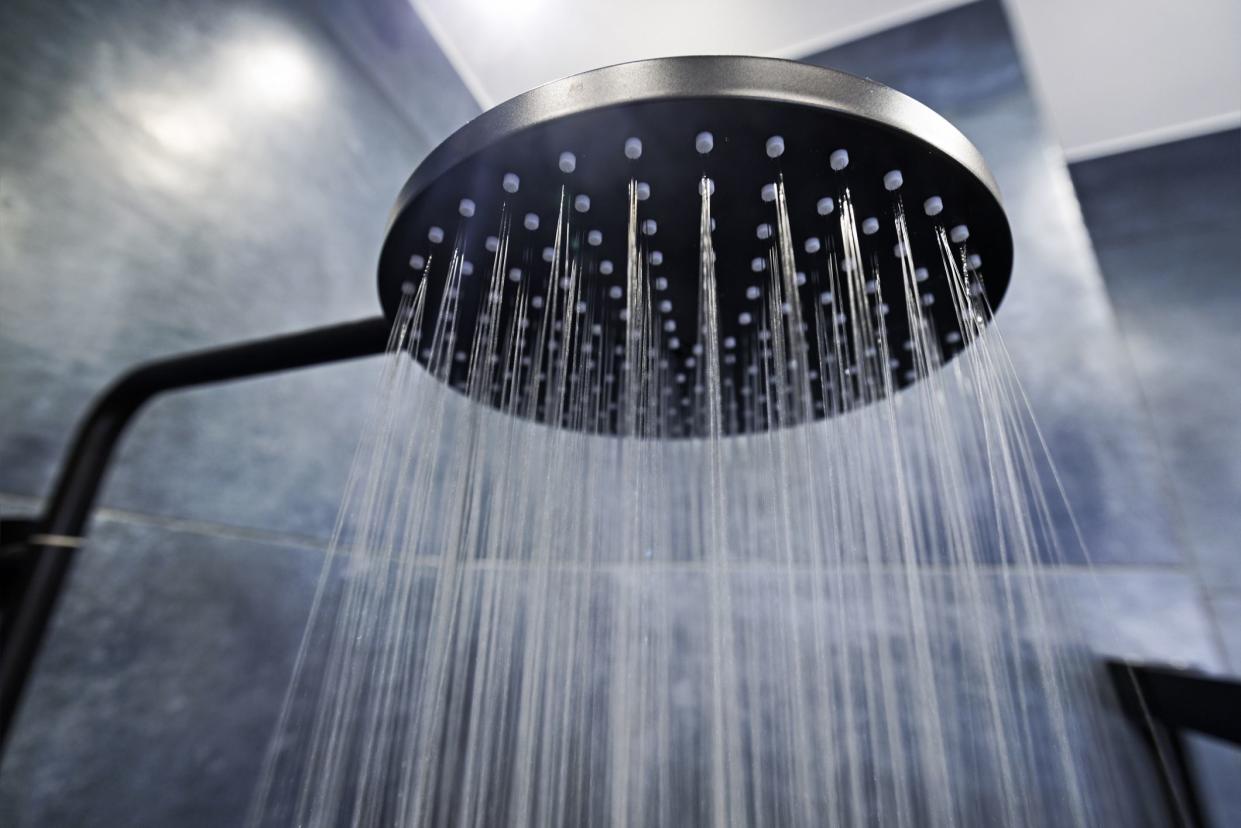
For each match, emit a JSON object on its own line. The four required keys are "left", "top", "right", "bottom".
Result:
{"left": 377, "top": 56, "right": 1013, "bottom": 436}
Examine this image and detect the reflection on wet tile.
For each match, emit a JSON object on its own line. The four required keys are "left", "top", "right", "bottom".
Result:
{"left": 0, "top": 0, "right": 476, "bottom": 540}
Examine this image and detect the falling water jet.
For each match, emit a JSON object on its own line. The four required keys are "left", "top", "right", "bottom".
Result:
{"left": 246, "top": 57, "right": 1168, "bottom": 828}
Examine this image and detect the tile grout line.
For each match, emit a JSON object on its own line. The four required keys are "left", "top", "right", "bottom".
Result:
{"left": 0, "top": 491, "right": 332, "bottom": 555}
{"left": 0, "top": 490, "right": 1200, "bottom": 574}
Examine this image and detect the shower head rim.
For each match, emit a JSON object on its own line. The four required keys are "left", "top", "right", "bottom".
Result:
{"left": 376, "top": 55, "right": 1015, "bottom": 436}
{"left": 382, "top": 56, "right": 1006, "bottom": 266}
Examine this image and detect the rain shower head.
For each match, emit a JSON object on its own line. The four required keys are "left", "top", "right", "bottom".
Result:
{"left": 376, "top": 56, "right": 1013, "bottom": 436}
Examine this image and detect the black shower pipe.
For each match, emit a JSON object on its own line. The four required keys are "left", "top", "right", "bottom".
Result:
{"left": 0, "top": 315, "right": 392, "bottom": 750}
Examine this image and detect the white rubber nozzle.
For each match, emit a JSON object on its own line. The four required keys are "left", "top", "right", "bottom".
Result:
{"left": 819, "top": 290, "right": 833, "bottom": 305}
{"left": 574, "top": 194, "right": 590, "bottom": 213}
{"left": 587, "top": 230, "right": 602, "bottom": 246}
{"left": 745, "top": 285, "right": 760, "bottom": 300}
{"left": 599, "top": 260, "right": 614, "bottom": 275}
{"left": 751, "top": 257, "right": 766, "bottom": 273}
{"left": 428, "top": 225, "right": 444, "bottom": 243}
{"left": 642, "top": 219, "right": 657, "bottom": 236}
{"left": 795, "top": 271, "right": 807, "bottom": 286}
{"left": 861, "top": 217, "right": 880, "bottom": 235}
{"left": 658, "top": 299, "right": 672, "bottom": 313}
{"left": 883, "top": 169, "right": 904, "bottom": 191}
{"left": 458, "top": 198, "right": 476, "bottom": 217}
{"left": 624, "top": 137, "right": 642, "bottom": 159}
{"left": 608, "top": 285, "right": 623, "bottom": 299}
{"left": 756, "top": 223, "right": 772, "bottom": 240}
{"left": 761, "top": 182, "right": 777, "bottom": 202}
{"left": 484, "top": 235, "right": 499, "bottom": 252}
{"left": 738, "top": 312, "right": 752, "bottom": 325}
{"left": 967, "top": 253, "right": 982, "bottom": 268}
{"left": 664, "top": 319, "right": 676, "bottom": 332}
{"left": 649, "top": 250, "right": 663, "bottom": 266}
{"left": 558, "top": 151, "right": 576, "bottom": 173}
{"left": 461, "top": 260, "right": 474, "bottom": 276}
{"left": 636, "top": 181, "right": 651, "bottom": 200}
{"left": 924, "top": 196, "right": 943, "bottom": 216}
{"left": 542, "top": 246, "right": 555, "bottom": 262}
{"left": 949, "top": 224, "right": 969, "bottom": 243}
{"left": 408, "top": 254, "right": 425, "bottom": 270}
{"left": 805, "top": 237, "right": 821, "bottom": 254}
{"left": 654, "top": 276, "right": 668, "bottom": 290}
{"left": 817, "top": 197, "right": 835, "bottom": 215}
{"left": 766, "top": 135, "right": 785, "bottom": 158}
{"left": 829, "top": 148, "right": 849, "bottom": 171}
{"left": 523, "top": 212, "right": 539, "bottom": 231}
{"left": 502, "top": 172, "right": 520, "bottom": 193}
{"left": 695, "top": 131, "right": 714, "bottom": 154}
{"left": 508, "top": 267, "right": 522, "bottom": 282}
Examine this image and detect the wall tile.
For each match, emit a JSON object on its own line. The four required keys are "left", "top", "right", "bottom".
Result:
{"left": 0, "top": 0, "right": 474, "bottom": 540}
{"left": 1071, "top": 130, "right": 1241, "bottom": 663}
{"left": 0, "top": 516, "right": 327, "bottom": 827}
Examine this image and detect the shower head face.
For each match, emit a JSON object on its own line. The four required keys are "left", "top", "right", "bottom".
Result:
{"left": 377, "top": 56, "right": 1013, "bottom": 436}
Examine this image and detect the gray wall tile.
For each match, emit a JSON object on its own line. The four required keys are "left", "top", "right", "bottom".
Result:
{"left": 0, "top": 516, "right": 327, "bottom": 827}
{"left": 1070, "top": 130, "right": 1241, "bottom": 671}
{"left": 0, "top": 0, "right": 478, "bottom": 539}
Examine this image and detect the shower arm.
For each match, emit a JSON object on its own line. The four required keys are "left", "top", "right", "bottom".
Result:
{"left": 0, "top": 315, "right": 392, "bottom": 750}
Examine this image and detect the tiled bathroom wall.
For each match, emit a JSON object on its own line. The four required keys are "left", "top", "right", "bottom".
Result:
{"left": 0, "top": 0, "right": 478, "bottom": 823}
{"left": 2, "top": 0, "right": 1236, "bottom": 824}
{"left": 1071, "top": 129, "right": 1241, "bottom": 673}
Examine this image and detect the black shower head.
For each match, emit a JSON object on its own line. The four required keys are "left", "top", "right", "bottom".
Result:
{"left": 375, "top": 56, "right": 1013, "bottom": 435}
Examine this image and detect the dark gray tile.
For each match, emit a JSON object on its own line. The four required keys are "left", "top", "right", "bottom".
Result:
{"left": 0, "top": 515, "right": 327, "bottom": 828}
{"left": 1070, "top": 130, "right": 1241, "bottom": 610}
{"left": 799, "top": 0, "right": 1183, "bottom": 566}
{"left": 0, "top": 0, "right": 471, "bottom": 540}
{"left": 1071, "top": 130, "right": 1241, "bottom": 243}
{"left": 1210, "top": 593, "right": 1241, "bottom": 674}
{"left": 303, "top": 0, "right": 480, "bottom": 147}
{"left": 1187, "top": 734, "right": 1241, "bottom": 828}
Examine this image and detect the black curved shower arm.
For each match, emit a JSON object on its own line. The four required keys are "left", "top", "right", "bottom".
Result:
{"left": 0, "top": 315, "right": 392, "bottom": 750}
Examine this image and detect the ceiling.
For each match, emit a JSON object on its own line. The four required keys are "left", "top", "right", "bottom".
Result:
{"left": 412, "top": 0, "right": 1239, "bottom": 161}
